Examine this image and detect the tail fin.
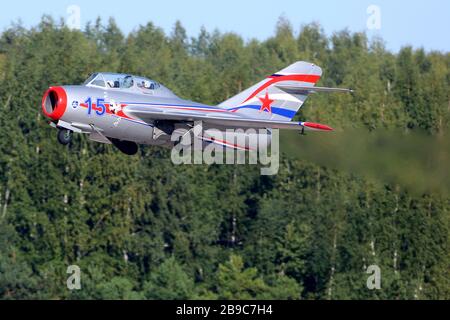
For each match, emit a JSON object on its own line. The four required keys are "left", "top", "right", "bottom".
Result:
{"left": 218, "top": 61, "right": 322, "bottom": 121}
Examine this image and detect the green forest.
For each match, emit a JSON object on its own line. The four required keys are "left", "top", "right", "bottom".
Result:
{"left": 0, "top": 16, "right": 448, "bottom": 299}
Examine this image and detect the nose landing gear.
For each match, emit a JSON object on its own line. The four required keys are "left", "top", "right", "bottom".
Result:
{"left": 57, "top": 129, "right": 73, "bottom": 145}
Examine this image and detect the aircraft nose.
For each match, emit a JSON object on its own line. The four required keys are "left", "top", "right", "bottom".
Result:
{"left": 41, "top": 86, "right": 68, "bottom": 121}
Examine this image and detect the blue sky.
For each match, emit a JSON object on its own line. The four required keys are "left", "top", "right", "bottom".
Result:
{"left": 1, "top": 0, "right": 449, "bottom": 52}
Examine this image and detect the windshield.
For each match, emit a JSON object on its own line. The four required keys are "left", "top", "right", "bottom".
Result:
{"left": 83, "top": 73, "right": 98, "bottom": 85}
{"left": 84, "top": 73, "right": 107, "bottom": 87}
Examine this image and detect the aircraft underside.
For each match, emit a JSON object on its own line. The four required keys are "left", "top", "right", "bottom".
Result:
{"left": 53, "top": 115, "right": 273, "bottom": 155}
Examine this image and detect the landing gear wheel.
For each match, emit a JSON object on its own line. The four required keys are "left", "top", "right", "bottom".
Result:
{"left": 57, "top": 129, "right": 73, "bottom": 145}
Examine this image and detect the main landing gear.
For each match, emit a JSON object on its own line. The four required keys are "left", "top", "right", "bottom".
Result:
{"left": 57, "top": 129, "right": 73, "bottom": 145}
{"left": 110, "top": 138, "right": 139, "bottom": 156}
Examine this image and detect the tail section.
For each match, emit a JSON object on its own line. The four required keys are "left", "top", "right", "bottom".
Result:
{"left": 219, "top": 61, "right": 322, "bottom": 121}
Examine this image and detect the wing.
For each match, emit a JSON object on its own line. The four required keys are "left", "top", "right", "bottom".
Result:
{"left": 124, "top": 106, "right": 333, "bottom": 132}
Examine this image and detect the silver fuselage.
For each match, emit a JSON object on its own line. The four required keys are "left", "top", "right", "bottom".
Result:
{"left": 44, "top": 84, "right": 272, "bottom": 151}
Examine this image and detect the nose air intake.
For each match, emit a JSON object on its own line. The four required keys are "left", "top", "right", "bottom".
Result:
{"left": 41, "top": 86, "right": 68, "bottom": 121}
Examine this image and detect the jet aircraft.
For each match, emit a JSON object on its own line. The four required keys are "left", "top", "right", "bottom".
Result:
{"left": 41, "top": 61, "right": 352, "bottom": 155}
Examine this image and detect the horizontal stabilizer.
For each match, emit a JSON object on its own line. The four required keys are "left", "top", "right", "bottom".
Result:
{"left": 276, "top": 85, "right": 354, "bottom": 95}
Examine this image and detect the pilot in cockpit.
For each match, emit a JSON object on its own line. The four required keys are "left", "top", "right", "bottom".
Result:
{"left": 123, "top": 76, "right": 134, "bottom": 88}
{"left": 143, "top": 80, "right": 152, "bottom": 89}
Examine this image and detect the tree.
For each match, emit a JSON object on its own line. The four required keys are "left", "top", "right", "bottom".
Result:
{"left": 96, "top": 277, "right": 143, "bottom": 300}
{"left": 0, "top": 17, "right": 448, "bottom": 301}
{"left": 143, "top": 257, "right": 195, "bottom": 299}
{"left": 214, "top": 254, "right": 268, "bottom": 300}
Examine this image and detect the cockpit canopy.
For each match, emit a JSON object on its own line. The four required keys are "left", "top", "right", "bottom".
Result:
{"left": 83, "top": 72, "right": 166, "bottom": 94}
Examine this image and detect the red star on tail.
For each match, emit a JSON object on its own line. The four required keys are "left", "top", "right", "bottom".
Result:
{"left": 258, "top": 90, "right": 274, "bottom": 113}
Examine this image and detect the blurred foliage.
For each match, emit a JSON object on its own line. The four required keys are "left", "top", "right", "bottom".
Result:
{"left": 0, "top": 16, "right": 448, "bottom": 300}
{"left": 282, "top": 130, "right": 450, "bottom": 195}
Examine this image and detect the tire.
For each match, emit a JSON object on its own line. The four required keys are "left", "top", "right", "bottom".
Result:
{"left": 57, "top": 129, "right": 73, "bottom": 145}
